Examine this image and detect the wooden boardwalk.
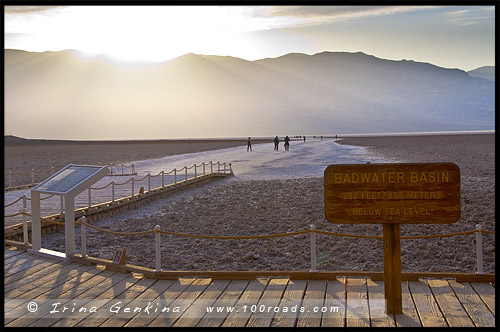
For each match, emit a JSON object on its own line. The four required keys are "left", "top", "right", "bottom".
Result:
{"left": 4, "top": 247, "right": 495, "bottom": 327}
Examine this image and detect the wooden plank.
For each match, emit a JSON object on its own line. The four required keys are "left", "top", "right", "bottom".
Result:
{"left": 221, "top": 278, "right": 269, "bottom": 327}
{"left": 5, "top": 263, "right": 97, "bottom": 304}
{"left": 147, "top": 278, "right": 212, "bottom": 327}
{"left": 197, "top": 280, "right": 250, "bottom": 327}
{"left": 454, "top": 273, "right": 495, "bottom": 283}
{"left": 4, "top": 252, "right": 43, "bottom": 277}
{"left": 448, "top": 281, "right": 495, "bottom": 327}
{"left": 345, "top": 278, "right": 370, "bottom": 327}
{"left": 470, "top": 282, "right": 495, "bottom": 316}
{"left": 38, "top": 265, "right": 490, "bottom": 282}
{"left": 5, "top": 265, "right": 107, "bottom": 326}
{"left": 408, "top": 280, "right": 447, "bottom": 327}
{"left": 321, "top": 277, "right": 346, "bottom": 327}
{"left": 102, "top": 278, "right": 176, "bottom": 327}
{"left": 4, "top": 251, "right": 32, "bottom": 263}
{"left": 270, "top": 279, "right": 307, "bottom": 327}
{"left": 26, "top": 269, "right": 123, "bottom": 327}
{"left": 94, "top": 277, "right": 159, "bottom": 327}
{"left": 246, "top": 278, "right": 289, "bottom": 327}
{"left": 426, "top": 279, "right": 474, "bottom": 327}
{"left": 296, "top": 280, "right": 327, "bottom": 327}
{"left": 98, "top": 278, "right": 175, "bottom": 327}
{"left": 4, "top": 258, "right": 73, "bottom": 291}
{"left": 124, "top": 278, "right": 196, "bottom": 327}
{"left": 49, "top": 272, "right": 138, "bottom": 327}
{"left": 394, "top": 281, "right": 422, "bottom": 327}
{"left": 4, "top": 247, "right": 27, "bottom": 259}
{"left": 77, "top": 277, "right": 178, "bottom": 327}
{"left": 173, "top": 279, "right": 231, "bottom": 327}
{"left": 367, "top": 279, "right": 396, "bottom": 327}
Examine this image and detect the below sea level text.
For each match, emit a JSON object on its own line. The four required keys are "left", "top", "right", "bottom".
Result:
{"left": 352, "top": 207, "right": 431, "bottom": 216}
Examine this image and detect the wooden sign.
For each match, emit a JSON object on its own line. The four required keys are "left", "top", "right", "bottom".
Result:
{"left": 324, "top": 163, "right": 461, "bottom": 224}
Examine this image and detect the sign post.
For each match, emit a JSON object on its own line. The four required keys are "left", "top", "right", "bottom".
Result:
{"left": 324, "top": 163, "right": 460, "bottom": 314}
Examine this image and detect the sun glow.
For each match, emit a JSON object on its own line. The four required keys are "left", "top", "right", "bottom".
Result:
{"left": 4, "top": 5, "right": 495, "bottom": 69}
{"left": 18, "top": 6, "right": 274, "bottom": 63}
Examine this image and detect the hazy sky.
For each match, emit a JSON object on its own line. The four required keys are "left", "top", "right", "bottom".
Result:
{"left": 3, "top": 5, "right": 495, "bottom": 71}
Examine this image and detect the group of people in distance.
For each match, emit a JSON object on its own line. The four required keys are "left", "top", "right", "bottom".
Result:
{"left": 246, "top": 135, "right": 295, "bottom": 152}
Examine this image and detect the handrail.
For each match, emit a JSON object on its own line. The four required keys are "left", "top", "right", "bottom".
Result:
{"left": 5, "top": 161, "right": 227, "bottom": 208}
{"left": 4, "top": 160, "right": 233, "bottom": 229}
{"left": 113, "top": 178, "right": 134, "bottom": 186}
{"left": 133, "top": 174, "right": 149, "bottom": 182}
{"left": 12, "top": 207, "right": 495, "bottom": 275}
{"left": 19, "top": 210, "right": 495, "bottom": 239}
{"left": 4, "top": 196, "right": 23, "bottom": 207}
{"left": 90, "top": 182, "right": 113, "bottom": 190}
{"left": 5, "top": 161, "right": 233, "bottom": 194}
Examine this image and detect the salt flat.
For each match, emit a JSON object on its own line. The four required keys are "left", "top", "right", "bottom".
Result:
{"left": 4, "top": 138, "right": 389, "bottom": 226}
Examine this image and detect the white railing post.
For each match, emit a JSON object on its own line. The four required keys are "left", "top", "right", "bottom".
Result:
{"left": 112, "top": 181, "right": 115, "bottom": 203}
{"left": 31, "top": 169, "right": 35, "bottom": 185}
{"left": 88, "top": 188, "right": 92, "bottom": 210}
{"left": 476, "top": 224, "right": 484, "bottom": 274}
{"left": 217, "top": 162, "right": 220, "bottom": 172}
{"left": 60, "top": 196, "right": 64, "bottom": 215}
{"left": 229, "top": 163, "right": 232, "bottom": 174}
{"left": 148, "top": 173, "right": 151, "bottom": 192}
{"left": 132, "top": 164, "right": 135, "bottom": 175}
{"left": 310, "top": 224, "right": 317, "bottom": 272}
{"left": 161, "top": 171, "right": 165, "bottom": 188}
{"left": 110, "top": 163, "right": 113, "bottom": 176}
{"left": 223, "top": 163, "right": 227, "bottom": 174}
{"left": 121, "top": 164, "right": 124, "bottom": 175}
{"left": 203, "top": 162, "right": 206, "bottom": 176}
{"left": 195, "top": 164, "right": 197, "bottom": 179}
{"left": 131, "top": 177, "right": 135, "bottom": 197}
{"left": 210, "top": 161, "right": 213, "bottom": 174}
{"left": 8, "top": 171, "right": 12, "bottom": 188}
{"left": 155, "top": 225, "right": 161, "bottom": 272}
{"left": 22, "top": 208, "right": 28, "bottom": 244}
{"left": 22, "top": 194, "right": 27, "bottom": 241}
{"left": 185, "top": 167, "right": 188, "bottom": 182}
{"left": 31, "top": 191, "right": 41, "bottom": 250}
{"left": 81, "top": 216, "right": 87, "bottom": 258}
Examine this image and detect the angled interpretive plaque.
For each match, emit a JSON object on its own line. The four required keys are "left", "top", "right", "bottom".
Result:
{"left": 33, "top": 164, "right": 108, "bottom": 196}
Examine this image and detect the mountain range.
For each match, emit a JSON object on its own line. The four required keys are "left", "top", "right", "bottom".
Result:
{"left": 4, "top": 49, "right": 495, "bottom": 139}
{"left": 467, "top": 66, "right": 495, "bottom": 83}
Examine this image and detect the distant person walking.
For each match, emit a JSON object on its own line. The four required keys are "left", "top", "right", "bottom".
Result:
{"left": 303, "top": 135, "right": 306, "bottom": 142}
{"left": 284, "top": 135, "right": 290, "bottom": 151}
{"left": 247, "top": 137, "right": 252, "bottom": 152}
{"left": 274, "top": 136, "right": 279, "bottom": 151}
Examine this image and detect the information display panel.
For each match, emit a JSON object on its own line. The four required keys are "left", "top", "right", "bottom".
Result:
{"left": 33, "top": 164, "right": 108, "bottom": 195}
{"left": 324, "top": 163, "right": 461, "bottom": 224}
